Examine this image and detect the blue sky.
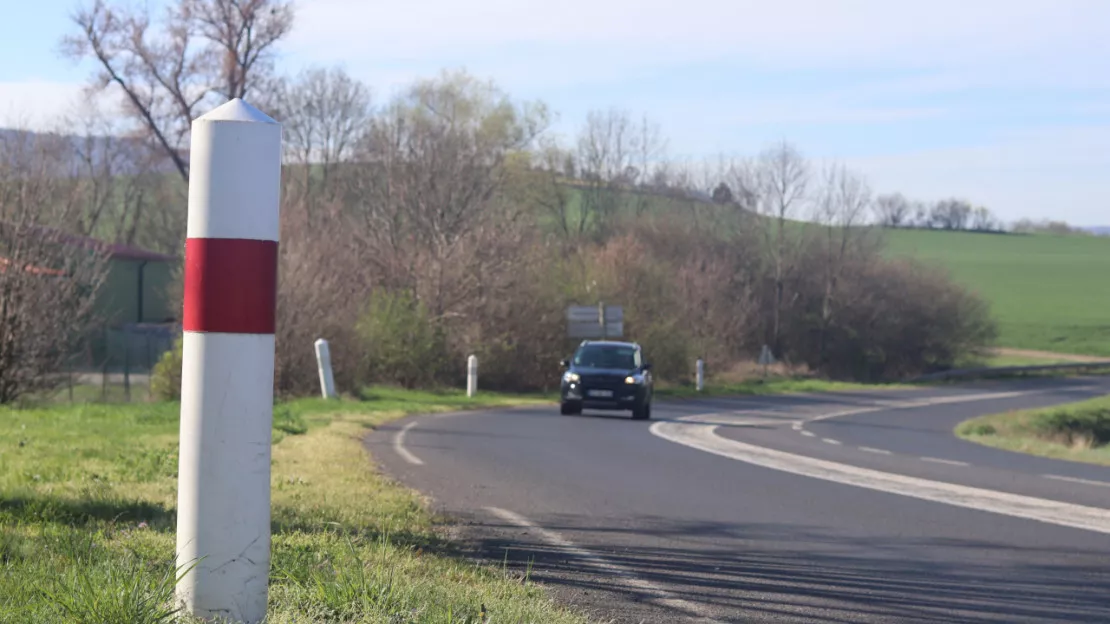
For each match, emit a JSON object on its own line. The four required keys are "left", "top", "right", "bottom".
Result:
{"left": 2, "top": 0, "right": 1109, "bottom": 225}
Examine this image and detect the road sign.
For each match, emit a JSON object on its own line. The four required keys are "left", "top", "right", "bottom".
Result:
{"left": 759, "top": 345, "right": 776, "bottom": 366}
{"left": 566, "top": 304, "right": 624, "bottom": 338}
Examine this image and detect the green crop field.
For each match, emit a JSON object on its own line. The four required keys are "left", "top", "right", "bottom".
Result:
{"left": 883, "top": 229, "right": 1110, "bottom": 357}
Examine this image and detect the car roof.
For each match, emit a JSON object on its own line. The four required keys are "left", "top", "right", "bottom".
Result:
{"left": 578, "top": 340, "right": 639, "bottom": 349}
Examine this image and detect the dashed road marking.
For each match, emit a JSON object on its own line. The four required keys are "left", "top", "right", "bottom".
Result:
{"left": 1044, "top": 474, "right": 1110, "bottom": 488}
{"left": 920, "top": 457, "right": 969, "bottom": 467}
{"left": 822, "top": 438, "right": 842, "bottom": 445}
{"left": 487, "top": 506, "right": 723, "bottom": 623}
{"left": 859, "top": 447, "right": 892, "bottom": 455}
{"left": 800, "top": 430, "right": 816, "bottom": 437}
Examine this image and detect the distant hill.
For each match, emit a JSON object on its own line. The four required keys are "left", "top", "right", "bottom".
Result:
{"left": 884, "top": 228, "right": 1110, "bottom": 357}
{"left": 0, "top": 128, "right": 178, "bottom": 176}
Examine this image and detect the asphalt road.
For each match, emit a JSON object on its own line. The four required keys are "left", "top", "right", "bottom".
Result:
{"left": 366, "top": 377, "right": 1110, "bottom": 623}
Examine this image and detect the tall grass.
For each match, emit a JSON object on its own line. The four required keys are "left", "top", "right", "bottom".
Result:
{"left": 956, "top": 394, "right": 1110, "bottom": 466}
{"left": 0, "top": 391, "right": 585, "bottom": 624}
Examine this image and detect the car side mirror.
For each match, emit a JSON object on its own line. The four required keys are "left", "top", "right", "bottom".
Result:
{"left": 560, "top": 359, "right": 570, "bottom": 368}
{"left": 643, "top": 363, "right": 653, "bottom": 371}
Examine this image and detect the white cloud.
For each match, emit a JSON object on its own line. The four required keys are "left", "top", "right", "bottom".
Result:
{"left": 290, "top": 0, "right": 1109, "bottom": 79}
{"left": 844, "top": 126, "right": 1110, "bottom": 225}
{"left": 0, "top": 80, "right": 128, "bottom": 133}
{"left": 0, "top": 81, "right": 88, "bottom": 130}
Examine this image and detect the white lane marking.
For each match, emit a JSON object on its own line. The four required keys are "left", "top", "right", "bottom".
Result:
{"left": 859, "top": 447, "right": 892, "bottom": 455}
{"left": 685, "top": 415, "right": 785, "bottom": 427}
{"left": 1044, "top": 475, "right": 1110, "bottom": 488}
{"left": 822, "top": 438, "right": 842, "bottom": 445}
{"left": 802, "top": 391, "right": 1034, "bottom": 426}
{"left": 791, "top": 422, "right": 803, "bottom": 431}
{"left": 800, "top": 430, "right": 816, "bottom": 437}
{"left": 486, "top": 506, "right": 722, "bottom": 624}
{"left": 920, "top": 457, "right": 970, "bottom": 467}
{"left": 394, "top": 421, "right": 425, "bottom": 466}
{"left": 650, "top": 419, "right": 1110, "bottom": 535}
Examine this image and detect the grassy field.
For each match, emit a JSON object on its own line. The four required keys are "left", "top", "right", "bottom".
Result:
{"left": 884, "top": 229, "right": 1110, "bottom": 358}
{"left": 0, "top": 387, "right": 588, "bottom": 624}
{"left": 956, "top": 394, "right": 1110, "bottom": 466}
{"left": 541, "top": 187, "right": 1110, "bottom": 361}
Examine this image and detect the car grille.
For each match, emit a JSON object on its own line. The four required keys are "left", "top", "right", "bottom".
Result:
{"left": 579, "top": 375, "right": 625, "bottom": 389}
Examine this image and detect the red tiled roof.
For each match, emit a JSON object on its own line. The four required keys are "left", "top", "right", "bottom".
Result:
{"left": 3, "top": 223, "right": 177, "bottom": 263}
{"left": 0, "top": 257, "right": 65, "bottom": 276}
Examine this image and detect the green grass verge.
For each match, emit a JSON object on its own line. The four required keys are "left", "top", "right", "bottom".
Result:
{"left": 655, "top": 376, "right": 911, "bottom": 399}
{"left": 955, "top": 395, "right": 1110, "bottom": 466}
{"left": 977, "top": 353, "right": 1075, "bottom": 368}
{"left": 885, "top": 229, "right": 1110, "bottom": 357}
{"left": 0, "top": 388, "right": 583, "bottom": 624}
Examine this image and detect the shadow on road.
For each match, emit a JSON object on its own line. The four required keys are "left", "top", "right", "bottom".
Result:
{"left": 461, "top": 513, "right": 1110, "bottom": 624}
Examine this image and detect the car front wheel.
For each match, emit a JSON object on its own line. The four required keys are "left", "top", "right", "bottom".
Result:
{"left": 560, "top": 401, "right": 582, "bottom": 416}
{"left": 631, "top": 400, "right": 651, "bottom": 420}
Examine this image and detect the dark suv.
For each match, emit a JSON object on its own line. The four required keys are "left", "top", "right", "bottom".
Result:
{"left": 559, "top": 341, "right": 654, "bottom": 420}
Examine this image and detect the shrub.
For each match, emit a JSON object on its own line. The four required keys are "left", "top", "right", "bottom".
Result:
{"left": 272, "top": 406, "right": 308, "bottom": 436}
{"left": 150, "top": 336, "right": 183, "bottom": 401}
{"left": 355, "top": 289, "right": 449, "bottom": 388}
{"left": 1033, "top": 408, "right": 1110, "bottom": 446}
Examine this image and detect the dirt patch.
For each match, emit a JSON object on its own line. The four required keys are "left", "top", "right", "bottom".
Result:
{"left": 990, "top": 348, "right": 1105, "bottom": 363}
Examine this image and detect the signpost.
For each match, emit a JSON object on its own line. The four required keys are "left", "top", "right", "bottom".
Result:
{"left": 759, "top": 344, "right": 776, "bottom": 377}
{"left": 566, "top": 303, "right": 623, "bottom": 339}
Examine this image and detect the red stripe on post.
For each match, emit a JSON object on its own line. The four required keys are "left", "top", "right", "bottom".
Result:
{"left": 183, "top": 238, "right": 278, "bottom": 334}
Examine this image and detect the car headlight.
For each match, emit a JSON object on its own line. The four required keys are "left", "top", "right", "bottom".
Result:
{"left": 625, "top": 375, "right": 643, "bottom": 385}
{"left": 564, "top": 372, "right": 580, "bottom": 383}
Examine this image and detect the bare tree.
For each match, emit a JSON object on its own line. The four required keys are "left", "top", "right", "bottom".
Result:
{"left": 970, "top": 206, "right": 998, "bottom": 232}
{"left": 0, "top": 130, "right": 110, "bottom": 403}
{"left": 573, "top": 109, "right": 664, "bottom": 235}
{"left": 814, "top": 164, "right": 874, "bottom": 364}
{"left": 53, "top": 102, "right": 184, "bottom": 253}
{"left": 744, "top": 141, "right": 811, "bottom": 357}
{"left": 873, "top": 192, "right": 912, "bottom": 228}
{"left": 525, "top": 140, "right": 579, "bottom": 240}
{"left": 628, "top": 115, "right": 668, "bottom": 216}
{"left": 351, "top": 70, "right": 549, "bottom": 317}
{"left": 63, "top": 0, "right": 295, "bottom": 183}
{"left": 271, "top": 66, "right": 373, "bottom": 212}
{"left": 930, "top": 198, "right": 973, "bottom": 230}
{"left": 575, "top": 109, "right": 633, "bottom": 236}
{"left": 912, "top": 200, "right": 930, "bottom": 228}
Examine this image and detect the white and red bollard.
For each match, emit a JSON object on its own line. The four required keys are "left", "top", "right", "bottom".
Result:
{"left": 175, "top": 98, "right": 281, "bottom": 623}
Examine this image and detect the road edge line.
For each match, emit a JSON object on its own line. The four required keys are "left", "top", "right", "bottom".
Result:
{"left": 486, "top": 506, "right": 722, "bottom": 623}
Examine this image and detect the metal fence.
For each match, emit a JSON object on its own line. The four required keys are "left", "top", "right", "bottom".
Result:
{"left": 61, "top": 323, "right": 179, "bottom": 402}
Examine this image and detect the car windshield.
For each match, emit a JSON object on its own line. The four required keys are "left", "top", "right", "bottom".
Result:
{"left": 573, "top": 345, "right": 639, "bottom": 370}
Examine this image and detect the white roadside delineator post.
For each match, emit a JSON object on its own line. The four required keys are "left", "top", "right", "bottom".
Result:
{"left": 175, "top": 98, "right": 281, "bottom": 624}
{"left": 696, "top": 358, "right": 705, "bottom": 392}
{"left": 467, "top": 355, "right": 478, "bottom": 397}
{"left": 315, "top": 338, "right": 337, "bottom": 399}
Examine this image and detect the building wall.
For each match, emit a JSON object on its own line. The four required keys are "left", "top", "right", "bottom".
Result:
{"left": 80, "top": 258, "right": 179, "bottom": 372}
{"left": 96, "top": 258, "right": 178, "bottom": 326}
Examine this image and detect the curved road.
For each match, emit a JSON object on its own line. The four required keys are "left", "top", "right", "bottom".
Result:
{"left": 366, "top": 377, "right": 1110, "bottom": 623}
